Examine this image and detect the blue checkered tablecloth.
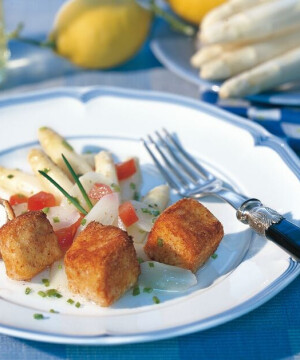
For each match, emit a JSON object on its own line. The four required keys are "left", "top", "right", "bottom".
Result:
{"left": 0, "top": 1, "right": 300, "bottom": 359}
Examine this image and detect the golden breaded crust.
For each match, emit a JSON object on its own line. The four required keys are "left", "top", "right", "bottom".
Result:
{"left": 0, "top": 211, "right": 63, "bottom": 280}
{"left": 144, "top": 198, "right": 224, "bottom": 272}
{"left": 64, "top": 222, "right": 140, "bottom": 307}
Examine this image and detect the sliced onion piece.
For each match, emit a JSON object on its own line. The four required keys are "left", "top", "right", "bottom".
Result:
{"left": 115, "top": 216, "right": 126, "bottom": 231}
{"left": 131, "top": 200, "right": 159, "bottom": 232}
{"left": 143, "top": 184, "right": 170, "bottom": 212}
{"left": 127, "top": 223, "right": 148, "bottom": 243}
{"left": 60, "top": 171, "right": 118, "bottom": 211}
{"left": 12, "top": 203, "right": 27, "bottom": 217}
{"left": 120, "top": 158, "right": 142, "bottom": 202}
{"left": 76, "top": 192, "right": 119, "bottom": 235}
{"left": 139, "top": 261, "right": 197, "bottom": 292}
{"left": 46, "top": 206, "right": 80, "bottom": 231}
{"left": 79, "top": 171, "right": 112, "bottom": 191}
{"left": 49, "top": 259, "right": 69, "bottom": 293}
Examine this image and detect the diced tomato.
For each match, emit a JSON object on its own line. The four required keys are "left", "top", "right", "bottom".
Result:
{"left": 116, "top": 158, "right": 136, "bottom": 181}
{"left": 9, "top": 194, "right": 28, "bottom": 206}
{"left": 55, "top": 215, "right": 84, "bottom": 251}
{"left": 27, "top": 191, "right": 56, "bottom": 211}
{"left": 119, "top": 201, "right": 139, "bottom": 227}
{"left": 88, "top": 183, "right": 112, "bottom": 201}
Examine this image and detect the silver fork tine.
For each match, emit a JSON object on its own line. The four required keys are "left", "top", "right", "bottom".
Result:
{"left": 163, "top": 128, "right": 215, "bottom": 180}
{"left": 155, "top": 130, "right": 204, "bottom": 183}
{"left": 148, "top": 135, "right": 190, "bottom": 188}
{"left": 141, "top": 138, "right": 181, "bottom": 192}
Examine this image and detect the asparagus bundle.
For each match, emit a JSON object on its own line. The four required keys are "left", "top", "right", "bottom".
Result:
{"left": 201, "top": 0, "right": 300, "bottom": 45}
{"left": 219, "top": 46, "right": 300, "bottom": 98}
{"left": 191, "top": 44, "right": 234, "bottom": 68}
{"left": 200, "top": 30, "right": 300, "bottom": 80}
{"left": 191, "top": 0, "right": 300, "bottom": 97}
{"left": 201, "top": 0, "right": 273, "bottom": 29}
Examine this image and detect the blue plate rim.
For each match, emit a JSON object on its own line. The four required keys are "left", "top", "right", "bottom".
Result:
{"left": 150, "top": 36, "right": 300, "bottom": 106}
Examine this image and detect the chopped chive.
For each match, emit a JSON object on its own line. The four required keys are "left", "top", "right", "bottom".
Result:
{"left": 7, "top": 174, "right": 14, "bottom": 179}
{"left": 141, "top": 208, "right": 160, "bottom": 216}
{"left": 62, "top": 154, "right": 93, "bottom": 211}
{"left": 211, "top": 253, "right": 218, "bottom": 260}
{"left": 46, "top": 289, "right": 62, "bottom": 298}
{"left": 42, "top": 168, "right": 50, "bottom": 174}
{"left": 153, "top": 296, "right": 160, "bottom": 304}
{"left": 42, "top": 207, "right": 50, "bottom": 214}
{"left": 143, "top": 287, "right": 153, "bottom": 293}
{"left": 25, "top": 287, "right": 32, "bottom": 295}
{"left": 38, "top": 291, "right": 46, "bottom": 298}
{"left": 62, "top": 139, "right": 74, "bottom": 152}
{"left": 157, "top": 238, "right": 164, "bottom": 247}
{"left": 137, "top": 257, "right": 144, "bottom": 264}
{"left": 58, "top": 264, "right": 62, "bottom": 270}
{"left": 38, "top": 170, "right": 87, "bottom": 215}
{"left": 53, "top": 216, "right": 60, "bottom": 223}
{"left": 49, "top": 309, "right": 59, "bottom": 314}
{"left": 39, "top": 126, "right": 48, "bottom": 131}
{"left": 141, "top": 208, "right": 151, "bottom": 214}
{"left": 139, "top": 229, "right": 146, "bottom": 234}
{"left": 81, "top": 218, "right": 87, "bottom": 226}
{"left": 130, "top": 182, "right": 136, "bottom": 190}
{"left": 133, "top": 192, "right": 140, "bottom": 201}
{"left": 67, "top": 298, "right": 75, "bottom": 305}
{"left": 132, "top": 286, "right": 140, "bottom": 296}
{"left": 111, "top": 183, "right": 120, "bottom": 192}
{"left": 42, "top": 278, "right": 50, "bottom": 287}
{"left": 33, "top": 313, "right": 44, "bottom": 320}
{"left": 148, "top": 262, "right": 154, "bottom": 268}
{"left": 75, "top": 302, "right": 81, "bottom": 308}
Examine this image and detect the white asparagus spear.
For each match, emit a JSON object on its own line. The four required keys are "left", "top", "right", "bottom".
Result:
{"left": 0, "top": 166, "right": 41, "bottom": 197}
{"left": 191, "top": 44, "right": 232, "bottom": 68}
{"left": 201, "top": 29, "right": 300, "bottom": 80}
{"left": 38, "top": 127, "right": 92, "bottom": 178}
{"left": 201, "top": 0, "right": 300, "bottom": 45}
{"left": 95, "top": 151, "right": 119, "bottom": 186}
{"left": 201, "top": 0, "right": 273, "bottom": 29}
{"left": 28, "top": 149, "right": 73, "bottom": 202}
{"left": 219, "top": 46, "right": 300, "bottom": 98}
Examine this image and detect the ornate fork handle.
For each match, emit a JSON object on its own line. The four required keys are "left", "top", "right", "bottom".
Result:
{"left": 237, "top": 199, "right": 300, "bottom": 260}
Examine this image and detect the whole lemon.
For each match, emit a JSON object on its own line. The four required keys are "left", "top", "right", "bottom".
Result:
{"left": 50, "top": 0, "right": 152, "bottom": 69}
{"left": 168, "top": 0, "right": 226, "bottom": 25}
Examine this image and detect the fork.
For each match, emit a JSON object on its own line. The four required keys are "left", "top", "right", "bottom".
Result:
{"left": 142, "top": 129, "right": 300, "bottom": 260}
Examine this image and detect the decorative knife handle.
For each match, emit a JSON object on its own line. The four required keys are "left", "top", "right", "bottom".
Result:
{"left": 237, "top": 199, "right": 300, "bottom": 261}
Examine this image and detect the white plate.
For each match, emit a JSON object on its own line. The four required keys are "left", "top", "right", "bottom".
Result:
{"left": 150, "top": 22, "right": 300, "bottom": 106}
{"left": 0, "top": 87, "right": 299, "bottom": 345}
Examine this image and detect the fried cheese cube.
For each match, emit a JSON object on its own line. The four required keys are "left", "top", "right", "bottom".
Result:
{"left": 0, "top": 211, "right": 63, "bottom": 280}
{"left": 64, "top": 222, "right": 140, "bottom": 307}
{"left": 144, "top": 198, "right": 224, "bottom": 273}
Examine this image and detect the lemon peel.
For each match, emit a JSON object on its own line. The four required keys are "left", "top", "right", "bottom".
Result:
{"left": 168, "top": 0, "right": 226, "bottom": 25}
